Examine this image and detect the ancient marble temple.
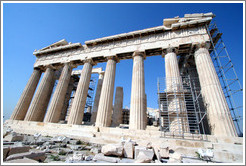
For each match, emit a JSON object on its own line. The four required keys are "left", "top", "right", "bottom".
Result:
{"left": 10, "top": 12, "right": 237, "bottom": 137}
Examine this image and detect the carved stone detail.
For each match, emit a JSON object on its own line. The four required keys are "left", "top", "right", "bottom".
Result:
{"left": 34, "top": 26, "right": 208, "bottom": 67}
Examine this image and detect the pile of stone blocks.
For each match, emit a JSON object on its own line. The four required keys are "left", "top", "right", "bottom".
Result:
{"left": 3, "top": 132, "right": 46, "bottom": 163}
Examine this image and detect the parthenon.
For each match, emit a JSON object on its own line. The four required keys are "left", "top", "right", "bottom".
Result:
{"left": 8, "top": 12, "right": 239, "bottom": 139}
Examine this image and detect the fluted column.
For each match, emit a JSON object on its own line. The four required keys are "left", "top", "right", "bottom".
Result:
{"left": 67, "top": 60, "right": 94, "bottom": 125}
{"left": 90, "top": 72, "right": 104, "bottom": 124}
{"left": 95, "top": 57, "right": 118, "bottom": 127}
{"left": 44, "top": 63, "right": 73, "bottom": 123}
{"left": 24, "top": 67, "right": 56, "bottom": 122}
{"left": 111, "top": 87, "right": 123, "bottom": 127}
{"left": 194, "top": 45, "right": 237, "bottom": 137}
{"left": 10, "top": 69, "right": 42, "bottom": 120}
{"left": 164, "top": 48, "right": 189, "bottom": 134}
{"left": 129, "top": 51, "right": 147, "bottom": 130}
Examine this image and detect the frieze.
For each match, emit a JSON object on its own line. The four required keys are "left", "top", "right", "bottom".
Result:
{"left": 34, "top": 26, "right": 208, "bottom": 67}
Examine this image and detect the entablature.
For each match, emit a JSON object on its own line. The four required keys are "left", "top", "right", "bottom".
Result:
{"left": 33, "top": 12, "right": 214, "bottom": 69}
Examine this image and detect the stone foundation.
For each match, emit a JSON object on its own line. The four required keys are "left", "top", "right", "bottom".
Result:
{"left": 4, "top": 120, "right": 243, "bottom": 163}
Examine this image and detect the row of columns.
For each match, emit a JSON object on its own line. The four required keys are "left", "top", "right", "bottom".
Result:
{"left": 10, "top": 45, "right": 237, "bottom": 137}
{"left": 44, "top": 63, "right": 72, "bottom": 123}
{"left": 24, "top": 67, "right": 56, "bottom": 122}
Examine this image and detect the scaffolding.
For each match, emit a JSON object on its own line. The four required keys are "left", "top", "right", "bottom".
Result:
{"left": 206, "top": 21, "right": 243, "bottom": 136}
{"left": 158, "top": 76, "right": 209, "bottom": 140}
{"left": 64, "top": 75, "right": 97, "bottom": 122}
{"left": 157, "top": 21, "right": 243, "bottom": 139}
{"left": 84, "top": 76, "right": 97, "bottom": 113}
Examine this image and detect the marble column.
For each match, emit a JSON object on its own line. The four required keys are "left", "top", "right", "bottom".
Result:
{"left": 10, "top": 69, "right": 42, "bottom": 120}
{"left": 67, "top": 59, "right": 94, "bottom": 125}
{"left": 129, "top": 51, "right": 147, "bottom": 130}
{"left": 194, "top": 45, "right": 237, "bottom": 137}
{"left": 44, "top": 63, "right": 73, "bottom": 123}
{"left": 164, "top": 48, "right": 189, "bottom": 134}
{"left": 59, "top": 77, "right": 75, "bottom": 121}
{"left": 90, "top": 72, "right": 104, "bottom": 124}
{"left": 111, "top": 87, "right": 123, "bottom": 127}
{"left": 24, "top": 67, "right": 56, "bottom": 122}
{"left": 95, "top": 57, "right": 117, "bottom": 127}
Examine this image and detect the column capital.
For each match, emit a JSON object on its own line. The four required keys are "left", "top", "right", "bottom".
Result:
{"left": 193, "top": 42, "right": 211, "bottom": 59}
{"left": 162, "top": 47, "right": 177, "bottom": 58}
{"left": 132, "top": 51, "right": 146, "bottom": 59}
{"left": 193, "top": 42, "right": 210, "bottom": 51}
{"left": 65, "top": 62, "right": 77, "bottom": 69}
{"left": 44, "top": 65, "right": 56, "bottom": 71}
{"left": 107, "top": 56, "right": 120, "bottom": 63}
{"left": 33, "top": 67, "right": 41, "bottom": 70}
{"left": 83, "top": 58, "right": 97, "bottom": 66}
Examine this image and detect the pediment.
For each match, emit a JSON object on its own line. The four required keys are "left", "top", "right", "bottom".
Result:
{"left": 38, "top": 39, "right": 68, "bottom": 51}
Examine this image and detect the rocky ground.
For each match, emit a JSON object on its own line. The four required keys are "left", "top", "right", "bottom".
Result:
{"left": 3, "top": 126, "right": 218, "bottom": 164}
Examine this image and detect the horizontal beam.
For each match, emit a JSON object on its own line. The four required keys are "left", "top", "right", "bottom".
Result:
{"left": 72, "top": 67, "right": 104, "bottom": 75}
{"left": 34, "top": 26, "right": 210, "bottom": 68}
{"left": 85, "top": 17, "right": 212, "bottom": 46}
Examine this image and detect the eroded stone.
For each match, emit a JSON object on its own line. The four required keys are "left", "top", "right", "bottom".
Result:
{"left": 101, "top": 144, "right": 123, "bottom": 157}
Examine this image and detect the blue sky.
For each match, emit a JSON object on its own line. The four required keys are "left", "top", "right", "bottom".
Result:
{"left": 3, "top": 3, "right": 244, "bottom": 129}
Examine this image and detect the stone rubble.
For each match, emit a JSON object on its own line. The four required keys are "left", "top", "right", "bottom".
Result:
{"left": 123, "top": 141, "right": 134, "bottom": 158}
{"left": 101, "top": 144, "right": 123, "bottom": 157}
{"left": 3, "top": 132, "right": 24, "bottom": 142}
{"left": 135, "top": 149, "right": 154, "bottom": 163}
{"left": 135, "top": 151, "right": 152, "bottom": 163}
{"left": 93, "top": 153, "right": 120, "bottom": 163}
{"left": 7, "top": 146, "right": 31, "bottom": 156}
{"left": 6, "top": 151, "right": 46, "bottom": 162}
{"left": 159, "top": 146, "right": 169, "bottom": 158}
{"left": 4, "top": 157, "right": 39, "bottom": 163}
{"left": 2, "top": 128, "right": 241, "bottom": 163}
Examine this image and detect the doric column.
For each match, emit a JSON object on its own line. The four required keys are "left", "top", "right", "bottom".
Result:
{"left": 111, "top": 87, "right": 123, "bottom": 127}
{"left": 95, "top": 57, "right": 118, "bottom": 127}
{"left": 164, "top": 48, "right": 189, "bottom": 134}
{"left": 67, "top": 59, "right": 94, "bottom": 125}
{"left": 44, "top": 63, "right": 73, "bottom": 123}
{"left": 194, "top": 44, "right": 237, "bottom": 137}
{"left": 24, "top": 67, "right": 56, "bottom": 122}
{"left": 90, "top": 72, "right": 104, "bottom": 124}
{"left": 129, "top": 51, "right": 147, "bottom": 130}
{"left": 59, "top": 77, "right": 75, "bottom": 121}
{"left": 10, "top": 69, "right": 42, "bottom": 120}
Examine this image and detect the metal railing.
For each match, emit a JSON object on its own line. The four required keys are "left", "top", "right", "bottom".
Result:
{"left": 84, "top": 76, "right": 97, "bottom": 113}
